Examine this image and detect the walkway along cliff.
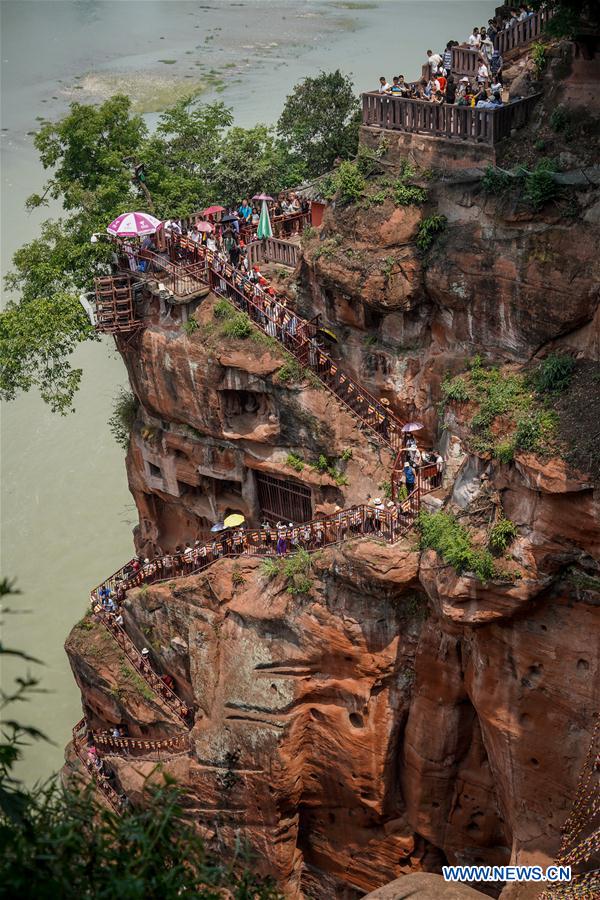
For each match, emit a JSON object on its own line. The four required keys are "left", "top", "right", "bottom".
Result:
{"left": 64, "top": 21, "right": 600, "bottom": 900}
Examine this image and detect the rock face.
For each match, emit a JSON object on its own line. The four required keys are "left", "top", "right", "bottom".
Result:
{"left": 66, "top": 59, "right": 600, "bottom": 899}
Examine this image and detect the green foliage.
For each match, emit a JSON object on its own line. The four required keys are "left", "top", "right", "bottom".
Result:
{"left": 340, "top": 449, "right": 353, "bottom": 461}
{"left": 416, "top": 215, "right": 447, "bottom": 253}
{"left": 4, "top": 80, "right": 359, "bottom": 412}
{"left": 315, "top": 454, "right": 329, "bottom": 472}
{"left": 482, "top": 160, "right": 561, "bottom": 211}
{"left": 231, "top": 568, "right": 246, "bottom": 587}
{"left": 441, "top": 375, "right": 471, "bottom": 404}
{"left": 488, "top": 518, "right": 518, "bottom": 553}
{"left": 393, "top": 183, "right": 427, "bottom": 206}
{"left": 531, "top": 0, "right": 600, "bottom": 38}
{"left": 567, "top": 568, "right": 600, "bottom": 593}
{"left": 283, "top": 549, "right": 313, "bottom": 595}
{"left": 532, "top": 353, "right": 575, "bottom": 394}
{"left": 355, "top": 142, "right": 386, "bottom": 177}
{"left": 379, "top": 481, "right": 392, "bottom": 499}
{"left": 531, "top": 41, "right": 548, "bottom": 78}
{"left": 277, "top": 358, "right": 304, "bottom": 384}
{"left": 213, "top": 298, "right": 235, "bottom": 319}
{"left": 0, "top": 292, "right": 94, "bottom": 414}
{"left": 550, "top": 106, "right": 571, "bottom": 134}
{"left": 213, "top": 124, "right": 302, "bottom": 207}
{"left": 494, "top": 440, "right": 516, "bottom": 464}
{"left": 108, "top": 388, "right": 138, "bottom": 449}
{"left": 261, "top": 558, "right": 281, "bottom": 580}
{"left": 277, "top": 69, "right": 361, "bottom": 178}
{"left": 514, "top": 409, "right": 558, "bottom": 451}
{"left": 522, "top": 158, "right": 560, "bottom": 211}
{"left": 397, "top": 158, "right": 417, "bottom": 181}
{"left": 182, "top": 317, "right": 199, "bottom": 335}
{"left": 417, "top": 511, "right": 497, "bottom": 583}
{"left": 481, "top": 165, "right": 512, "bottom": 196}
{"left": 301, "top": 224, "right": 317, "bottom": 242}
{"left": 221, "top": 312, "right": 252, "bottom": 339}
{"left": 335, "top": 161, "right": 366, "bottom": 204}
{"left": 286, "top": 452, "right": 305, "bottom": 472}
{"left": 310, "top": 454, "right": 348, "bottom": 485}
{"left": 313, "top": 235, "right": 343, "bottom": 259}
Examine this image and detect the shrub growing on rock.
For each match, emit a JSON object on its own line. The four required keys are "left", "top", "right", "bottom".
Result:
{"left": 221, "top": 313, "right": 252, "bottom": 339}
{"left": 335, "top": 161, "right": 366, "bottom": 204}
{"left": 489, "top": 518, "right": 518, "bottom": 553}
{"left": 416, "top": 215, "right": 447, "bottom": 252}
{"left": 108, "top": 389, "right": 138, "bottom": 449}
{"left": 532, "top": 353, "right": 575, "bottom": 394}
{"left": 417, "top": 510, "right": 497, "bottom": 583}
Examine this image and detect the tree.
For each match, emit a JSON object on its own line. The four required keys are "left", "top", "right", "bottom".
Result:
{"left": 214, "top": 124, "right": 303, "bottom": 206}
{"left": 277, "top": 70, "right": 361, "bottom": 179}
{"left": 142, "top": 99, "right": 233, "bottom": 217}
{"left": 531, "top": 0, "right": 600, "bottom": 36}
{"left": 1, "top": 95, "right": 147, "bottom": 413}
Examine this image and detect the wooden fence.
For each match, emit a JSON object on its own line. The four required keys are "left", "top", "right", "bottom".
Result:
{"left": 245, "top": 237, "right": 300, "bottom": 268}
{"left": 495, "top": 9, "right": 553, "bottom": 55}
{"left": 451, "top": 46, "right": 480, "bottom": 78}
{"left": 362, "top": 93, "right": 540, "bottom": 145}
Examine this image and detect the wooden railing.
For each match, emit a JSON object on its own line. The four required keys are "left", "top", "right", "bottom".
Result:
{"left": 240, "top": 210, "right": 311, "bottom": 241}
{"left": 451, "top": 46, "right": 480, "bottom": 78}
{"left": 93, "top": 726, "right": 190, "bottom": 758}
{"left": 361, "top": 92, "right": 540, "bottom": 145}
{"left": 134, "top": 249, "right": 207, "bottom": 299}
{"left": 245, "top": 237, "right": 300, "bottom": 269}
{"left": 71, "top": 718, "right": 124, "bottom": 812}
{"left": 89, "top": 607, "right": 192, "bottom": 725}
{"left": 91, "top": 497, "right": 421, "bottom": 607}
{"left": 495, "top": 9, "right": 553, "bottom": 55}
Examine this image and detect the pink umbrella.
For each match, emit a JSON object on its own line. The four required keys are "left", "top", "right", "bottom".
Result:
{"left": 107, "top": 211, "right": 162, "bottom": 237}
{"left": 196, "top": 221, "right": 214, "bottom": 233}
{"left": 252, "top": 193, "right": 274, "bottom": 201}
{"left": 202, "top": 205, "right": 225, "bottom": 216}
{"left": 401, "top": 422, "right": 424, "bottom": 432}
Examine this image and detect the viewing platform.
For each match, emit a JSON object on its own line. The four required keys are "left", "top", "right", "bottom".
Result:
{"left": 361, "top": 93, "right": 540, "bottom": 146}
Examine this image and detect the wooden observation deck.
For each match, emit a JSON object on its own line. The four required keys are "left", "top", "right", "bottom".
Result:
{"left": 94, "top": 274, "right": 141, "bottom": 335}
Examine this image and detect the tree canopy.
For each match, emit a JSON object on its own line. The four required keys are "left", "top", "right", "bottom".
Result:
{"left": 532, "top": 0, "right": 600, "bottom": 36}
{"left": 1, "top": 74, "right": 360, "bottom": 413}
{"left": 277, "top": 70, "right": 361, "bottom": 179}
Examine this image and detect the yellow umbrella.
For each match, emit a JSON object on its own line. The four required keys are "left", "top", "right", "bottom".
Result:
{"left": 223, "top": 513, "right": 245, "bottom": 528}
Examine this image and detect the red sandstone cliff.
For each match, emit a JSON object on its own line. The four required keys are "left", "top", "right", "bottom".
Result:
{"left": 64, "top": 40, "right": 600, "bottom": 899}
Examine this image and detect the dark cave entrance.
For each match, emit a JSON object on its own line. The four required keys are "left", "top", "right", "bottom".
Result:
{"left": 255, "top": 471, "right": 312, "bottom": 524}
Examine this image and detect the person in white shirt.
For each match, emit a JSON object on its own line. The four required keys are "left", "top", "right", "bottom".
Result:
{"left": 467, "top": 27, "right": 481, "bottom": 48}
{"left": 426, "top": 50, "right": 443, "bottom": 74}
{"left": 378, "top": 76, "right": 390, "bottom": 93}
{"left": 481, "top": 35, "right": 494, "bottom": 61}
{"left": 477, "top": 62, "right": 489, "bottom": 84}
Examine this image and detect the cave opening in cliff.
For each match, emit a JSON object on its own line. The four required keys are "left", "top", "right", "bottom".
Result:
{"left": 255, "top": 471, "right": 312, "bottom": 524}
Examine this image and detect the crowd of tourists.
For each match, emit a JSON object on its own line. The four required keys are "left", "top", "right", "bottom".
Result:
{"left": 377, "top": 3, "right": 540, "bottom": 108}
{"left": 170, "top": 191, "right": 309, "bottom": 249}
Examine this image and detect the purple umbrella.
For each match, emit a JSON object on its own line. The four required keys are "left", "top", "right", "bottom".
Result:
{"left": 401, "top": 422, "right": 424, "bottom": 433}
{"left": 252, "top": 193, "right": 274, "bottom": 201}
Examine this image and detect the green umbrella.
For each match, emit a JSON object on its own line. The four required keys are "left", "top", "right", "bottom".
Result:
{"left": 257, "top": 199, "right": 273, "bottom": 240}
